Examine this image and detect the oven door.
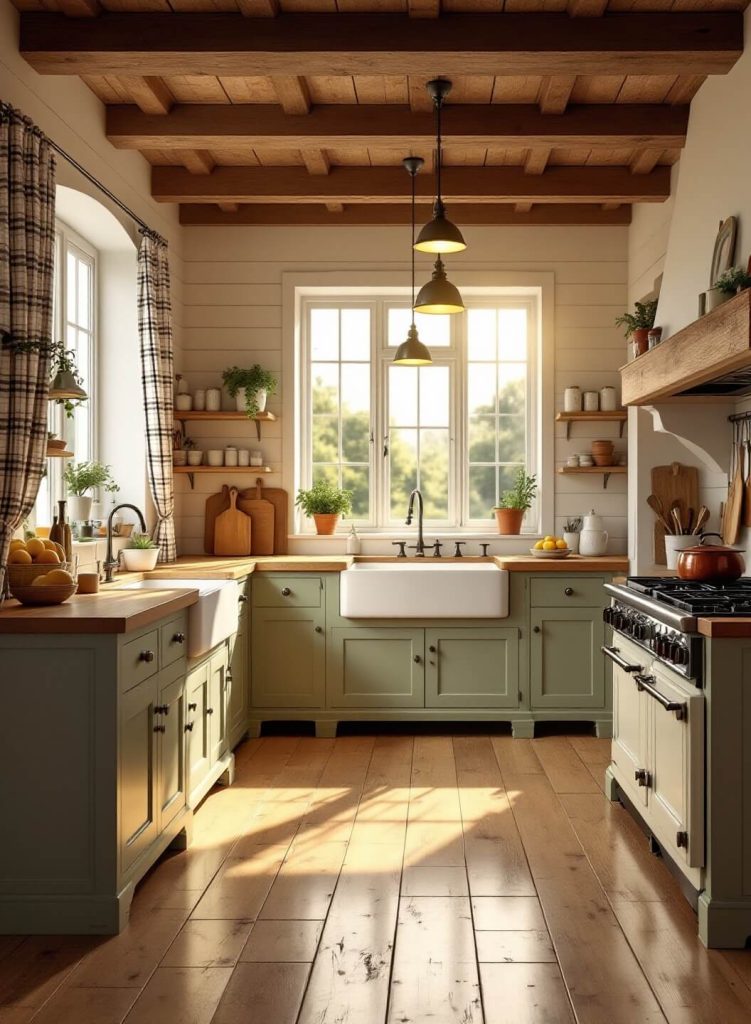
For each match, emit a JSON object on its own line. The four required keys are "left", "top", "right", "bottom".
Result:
{"left": 642, "top": 663, "right": 705, "bottom": 869}
{"left": 604, "top": 635, "right": 650, "bottom": 808}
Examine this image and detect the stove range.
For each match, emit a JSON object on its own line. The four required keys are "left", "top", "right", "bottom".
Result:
{"left": 602, "top": 576, "right": 751, "bottom": 684}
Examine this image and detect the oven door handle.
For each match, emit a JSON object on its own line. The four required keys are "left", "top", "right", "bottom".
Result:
{"left": 601, "top": 646, "right": 642, "bottom": 673}
{"left": 634, "top": 674, "right": 687, "bottom": 721}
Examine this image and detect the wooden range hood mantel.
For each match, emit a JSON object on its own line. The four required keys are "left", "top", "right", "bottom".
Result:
{"left": 621, "top": 289, "right": 751, "bottom": 405}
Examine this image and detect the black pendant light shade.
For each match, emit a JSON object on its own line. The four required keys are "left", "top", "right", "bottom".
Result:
{"left": 414, "top": 78, "right": 467, "bottom": 255}
{"left": 394, "top": 156, "right": 432, "bottom": 366}
{"left": 414, "top": 256, "right": 466, "bottom": 315}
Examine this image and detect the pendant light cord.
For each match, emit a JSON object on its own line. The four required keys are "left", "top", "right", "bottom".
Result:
{"left": 434, "top": 91, "right": 442, "bottom": 213}
{"left": 411, "top": 168, "right": 417, "bottom": 326}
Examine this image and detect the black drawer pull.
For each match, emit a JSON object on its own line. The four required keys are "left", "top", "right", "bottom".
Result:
{"left": 206, "top": 707, "right": 214, "bottom": 715}
{"left": 281, "top": 587, "right": 292, "bottom": 597}
{"left": 634, "top": 768, "right": 652, "bottom": 788}
{"left": 601, "top": 646, "right": 641, "bottom": 673}
{"left": 153, "top": 724, "right": 166, "bottom": 734}
{"left": 238, "top": 594, "right": 248, "bottom": 603}
{"left": 139, "top": 650, "right": 155, "bottom": 663}
{"left": 634, "top": 674, "right": 687, "bottom": 721}
{"left": 172, "top": 632, "right": 185, "bottom": 644}
{"left": 564, "top": 587, "right": 574, "bottom": 596}
{"left": 188, "top": 702, "right": 197, "bottom": 712}
{"left": 154, "top": 704, "right": 170, "bottom": 716}
{"left": 414, "top": 655, "right": 421, "bottom": 664}
{"left": 533, "top": 625, "right": 541, "bottom": 634}
{"left": 185, "top": 723, "right": 194, "bottom": 732}
{"left": 429, "top": 645, "right": 436, "bottom": 653}
{"left": 315, "top": 625, "right": 323, "bottom": 633}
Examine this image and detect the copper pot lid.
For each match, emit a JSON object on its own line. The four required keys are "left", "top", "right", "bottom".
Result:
{"left": 680, "top": 532, "right": 745, "bottom": 555}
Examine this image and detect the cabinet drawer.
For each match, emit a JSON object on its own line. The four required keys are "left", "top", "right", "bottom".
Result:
{"left": 120, "top": 630, "right": 160, "bottom": 692}
{"left": 253, "top": 575, "right": 322, "bottom": 609}
{"left": 530, "top": 577, "right": 605, "bottom": 608}
{"left": 159, "top": 615, "right": 188, "bottom": 669}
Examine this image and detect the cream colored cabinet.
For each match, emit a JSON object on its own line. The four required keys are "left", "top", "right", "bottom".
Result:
{"left": 605, "top": 638, "right": 649, "bottom": 808}
{"left": 186, "top": 658, "right": 211, "bottom": 806}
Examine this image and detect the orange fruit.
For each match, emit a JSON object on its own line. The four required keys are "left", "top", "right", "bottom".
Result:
{"left": 9, "top": 539, "right": 26, "bottom": 553}
{"left": 42, "top": 539, "right": 57, "bottom": 551}
{"left": 44, "top": 568, "right": 74, "bottom": 585}
{"left": 8, "top": 549, "right": 32, "bottom": 564}
{"left": 31, "top": 573, "right": 50, "bottom": 586}
{"left": 26, "top": 538, "right": 46, "bottom": 559}
{"left": 37, "top": 549, "right": 60, "bottom": 564}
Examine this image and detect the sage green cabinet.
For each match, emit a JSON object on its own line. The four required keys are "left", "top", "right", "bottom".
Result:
{"left": 186, "top": 658, "right": 211, "bottom": 806}
{"left": 328, "top": 627, "right": 425, "bottom": 708}
{"left": 425, "top": 627, "right": 520, "bottom": 709}
{"left": 208, "top": 645, "right": 230, "bottom": 763}
{"left": 228, "top": 585, "right": 250, "bottom": 749}
{"left": 119, "top": 676, "right": 159, "bottom": 874}
{"left": 252, "top": 606, "right": 325, "bottom": 708}
{"left": 185, "top": 639, "right": 235, "bottom": 810}
{"left": 530, "top": 606, "right": 605, "bottom": 709}
{"left": 157, "top": 665, "right": 187, "bottom": 833}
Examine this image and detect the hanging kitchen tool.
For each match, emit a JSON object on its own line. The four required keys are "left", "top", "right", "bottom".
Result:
{"left": 723, "top": 432, "right": 745, "bottom": 545}
{"left": 204, "top": 485, "right": 231, "bottom": 554}
{"left": 650, "top": 463, "right": 699, "bottom": 564}
{"left": 214, "top": 487, "right": 252, "bottom": 557}
{"left": 238, "top": 478, "right": 275, "bottom": 555}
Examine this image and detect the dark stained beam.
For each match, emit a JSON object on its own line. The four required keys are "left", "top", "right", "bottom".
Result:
{"left": 152, "top": 164, "right": 671, "bottom": 204}
{"left": 179, "top": 202, "right": 632, "bottom": 226}
{"left": 20, "top": 11, "right": 743, "bottom": 78}
{"left": 106, "top": 103, "right": 690, "bottom": 152}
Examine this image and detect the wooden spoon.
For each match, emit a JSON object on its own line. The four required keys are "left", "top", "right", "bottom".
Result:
{"left": 671, "top": 506, "right": 684, "bottom": 535}
{"left": 692, "top": 505, "right": 709, "bottom": 535}
{"left": 647, "top": 493, "right": 673, "bottom": 534}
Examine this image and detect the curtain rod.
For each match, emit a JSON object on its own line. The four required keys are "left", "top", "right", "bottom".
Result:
{"left": 728, "top": 411, "right": 751, "bottom": 423}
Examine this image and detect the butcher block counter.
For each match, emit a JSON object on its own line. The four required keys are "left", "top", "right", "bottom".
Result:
{"left": 698, "top": 617, "right": 751, "bottom": 638}
{"left": 0, "top": 586, "right": 198, "bottom": 634}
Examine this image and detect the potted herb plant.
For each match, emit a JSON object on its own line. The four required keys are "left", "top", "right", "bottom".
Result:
{"left": 615, "top": 299, "right": 658, "bottom": 357}
{"left": 707, "top": 266, "right": 751, "bottom": 312}
{"left": 494, "top": 469, "right": 537, "bottom": 535}
{"left": 296, "top": 480, "right": 352, "bottom": 535}
{"left": 121, "top": 533, "right": 159, "bottom": 572}
{"left": 64, "top": 461, "right": 119, "bottom": 523}
{"left": 48, "top": 340, "right": 87, "bottom": 418}
{"left": 222, "top": 365, "right": 278, "bottom": 417}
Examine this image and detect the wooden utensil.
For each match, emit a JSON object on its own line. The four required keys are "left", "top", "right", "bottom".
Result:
{"left": 214, "top": 487, "right": 252, "bottom": 557}
{"left": 743, "top": 420, "right": 751, "bottom": 527}
{"left": 671, "top": 506, "right": 683, "bottom": 536}
{"left": 647, "top": 493, "right": 673, "bottom": 534}
{"left": 723, "top": 440, "right": 745, "bottom": 545}
{"left": 650, "top": 463, "right": 699, "bottom": 564}
{"left": 255, "top": 486, "right": 289, "bottom": 555}
{"left": 693, "top": 505, "right": 709, "bottom": 535}
{"left": 204, "top": 485, "right": 230, "bottom": 554}
{"left": 237, "top": 478, "right": 275, "bottom": 555}
{"left": 685, "top": 507, "right": 694, "bottom": 534}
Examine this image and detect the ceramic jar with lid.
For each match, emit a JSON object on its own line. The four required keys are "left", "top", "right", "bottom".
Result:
{"left": 224, "top": 446, "right": 238, "bottom": 467}
{"left": 583, "top": 391, "right": 599, "bottom": 412}
{"left": 563, "top": 387, "right": 582, "bottom": 413}
{"left": 579, "top": 509, "right": 609, "bottom": 556}
{"left": 206, "top": 388, "right": 221, "bottom": 412}
{"left": 599, "top": 386, "right": 617, "bottom": 411}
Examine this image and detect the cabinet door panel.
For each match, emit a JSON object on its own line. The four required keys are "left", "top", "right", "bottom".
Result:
{"left": 328, "top": 628, "right": 424, "bottom": 708}
{"left": 228, "top": 605, "right": 249, "bottom": 748}
{"left": 209, "top": 645, "right": 229, "bottom": 764}
{"left": 157, "top": 668, "right": 187, "bottom": 832}
{"left": 611, "top": 662, "right": 648, "bottom": 808}
{"left": 186, "top": 659, "right": 211, "bottom": 803}
{"left": 531, "top": 607, "right": 605, "bottom": 709}
{"left": 252, "top": 609, "right": 325, "bottom": 708}
{"left": 425, "top": 628, "right": 519, "bottom": 708}
{"left": 120, "top": 677, "right": 158, "bottom": 873}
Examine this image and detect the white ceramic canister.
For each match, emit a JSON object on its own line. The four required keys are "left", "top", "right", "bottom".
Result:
{"left": 250, "top": 450, "right": 264, "bottom": 467}
{"left": 599, "top": 386, "right": 617, "bottom": 412}
{"left": 207, "top": 449, "right": 223, "bottom": 467}
{"left": 176, "top": 374, "right": 189, "bottom": 394}
{"left": 238, "top": 449, "right": 250, "bottom": 467}
{"left": 187, "top": 450, "right": 203, "bottom": 467}
{"left": 563, "top": 531, "right": 580, "bottom": 554}
{"left": 563, "top": 386, "right": 582, "bottom": 413}
{"left": 193, "top": 388, "right": 206, "bottom": 411}
{"left": 579, "top": 509, "right": 608, "bottom": 556}
{"left": 206, "top": 387, "right": 222, "bottom": 412}
{"left": 175, "top": 393, "right": 192, "bottom": 411}
{"left": 224, "top": 446, "right": 238, "bottom": 467}
{"left": 583, "top": 390, "right": 599, "bottom": 412}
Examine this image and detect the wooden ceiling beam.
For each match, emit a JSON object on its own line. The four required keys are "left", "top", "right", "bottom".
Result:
{"left": 179, "top": 149, "right": 215, "bottom": 175}
{"left": 271, "top": 76, "right": 311, "bottom": 114}
{"left": 524, "top": 148, "right": 551, "bottom": 175}
{"left": 152, "top": 164, "right": 670, "bottom": 204}
{"left": 236, "top": 0, "right": 279, "bottom": 15}
{"left": 539, "top": 75, "right": 576, "bottom": 114}
{"left": 302, "top": 148, "right": 330, "bottom": 175}
{"left": 57, "top": 0, "right": 100, "bottom": 17}
{"left": 179, "top": 202, "right": 632, "bottom": 227}
{"left": 106, "top": 103, "right": 690, "bottom": 152}
{"left": 217, "top": 202, "right": 239, "bottom": 213}
{"left": 630, "top": 148, "right": 663, "bottom": 175}
{"left": 408, "top": 0, "right": 440, "bottom": 17}
{"left": 20, "top": 11, "right": 743, "bottom": 78}
{"left": 568, "top": 0, "right": 607, "bottom": 16}
{"left": 125, "top": 76, "right": 173, "bottom": 115}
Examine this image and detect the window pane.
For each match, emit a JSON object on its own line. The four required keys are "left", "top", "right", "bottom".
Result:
{"left": 498, "top": 464, "right": 523, "bottom": 497}
{"left": 499, "top": 308, "right": 527, "bottom": 361}
{"left": 66, "top": 250, "right": 76, "bottom": 321}
{"left": 313, "top": 464, "right": 338, "bottom": 486}
{"left": 419, "top": 429, "right": 449, "bottom": 520}
{"left": 498, "top": 415, "right": 526, "bottom": 464}
{"left": 467, "top": 308, "right": 496, "bottom": 360}
{"left": 310, "top": 308, "right": 339, "bottom": 360}
{"left": 311, "top": 362, "right": 339, "bottom": 413}
{"left": 419, "top": 366, "right": 449, "bottom": 428}
{"left": 468, "top": 364, "right": 496, "bottom": 416}
{"left": 77, "top": 259, "right": 91, "bottom": 329}
{"left": 342, "top": 465, "right": 369, "bottom": 519}
{"left": 387, "top": 307, "right": 450, "bottom": 348}
{"left": 389, "top": 366, "right": 418, "bottom": 427}
{"left": 498, "top": 364, "right": 526, "bottom": 415}
{"left": 312, "top": 415, "right": 338, "bottom": 463}
{"left": 390, "top": 427, "right": 417, "bottom": 519}
{"left": 341, "top": 363, "right": 370, "bottom": 463}
{"left": 468, "top": 416, "right": 496, "bottom": 463}
{"left": 341, "top": 308, "right": 370, "bottom": 361}
{"left": 469, "top": 465, "right": 496, "bottom": 520}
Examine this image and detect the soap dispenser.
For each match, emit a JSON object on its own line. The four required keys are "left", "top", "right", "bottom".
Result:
{"left": 346, "top": 524, "right": 361, "bottom": 555}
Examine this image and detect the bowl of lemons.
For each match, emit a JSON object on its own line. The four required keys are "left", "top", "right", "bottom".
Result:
{"left": 530, "top": 536, "right": 571, "bottom": 558}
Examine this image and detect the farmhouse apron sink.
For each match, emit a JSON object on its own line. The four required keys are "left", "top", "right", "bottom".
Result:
{"left": 340, "top": 562, "right": 509, "bottom": 619}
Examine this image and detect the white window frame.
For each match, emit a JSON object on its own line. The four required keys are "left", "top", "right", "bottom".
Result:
{"left": 284, "top": 272, "right": 554, "bottom": 537}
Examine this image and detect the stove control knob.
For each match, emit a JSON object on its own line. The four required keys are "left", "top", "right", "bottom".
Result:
{"left": 602, "top": 607, "right": 612, "bottom": 625}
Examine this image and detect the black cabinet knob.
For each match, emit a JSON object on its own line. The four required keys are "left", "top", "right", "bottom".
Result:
{"left": 429, "top": 645, "right": 436, "bottom": 653}
{"left": 154, "top": 704, "right": 170, "bottom": 716}
{"left": 153, "top": 724, "right": 166, "bottom": 734}
{"left": 188, "top": 702, "right": 197, "bottom": 712}
{"left": 564, "top": 587, "right": 574, "bottom": 597}
{"left": 184, "top": 723, "right": 194, "bottom": 732}
{"left": 533, "top": 625, "right": 541, "bottom": 633}
{"left": 140, "top": 650, "right": 155, "bottom": 663}
{"left": 315, "top": 625, "right": 323, "bottom": 633}
{"left": 238, "top": 594, "right": 248, "bottom": 603}
{"left": 206, "top": 707, "right": 214, "bottom": 715}
{"left": 281, "top": 587, "right": 292, "bottom": 597}
{"left": 414, "top": 655, "right": 421, "bottom": 664}
{"left": 172, "top": 632, "right": 185, "bottom": 644}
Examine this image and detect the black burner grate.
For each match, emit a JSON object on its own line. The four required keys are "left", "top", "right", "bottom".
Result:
{"left": 626, "top": 577, "right": 751, "bottom": 616}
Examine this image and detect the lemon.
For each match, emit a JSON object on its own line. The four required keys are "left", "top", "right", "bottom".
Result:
{"left": 556, "top": 539, "right": 568, "bottom": 550}
{"left": 543, "top": 540, "right": 556, "bottom": 551}
{"left": 533, "top": 540, "right": 545, "bottom": 550}
{"left": 543, "top": 536, "right": 554, "bottom": 543}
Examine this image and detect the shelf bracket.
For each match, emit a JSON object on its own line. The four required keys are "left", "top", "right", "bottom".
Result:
{"left": 187, "top": 472, "right": 195, "bottom": 489}
{"left": 255, "top": 420, "right": 262, "bottom": 442}
{"left": 565, "top": 420, "right": 571, "bottom": 441}
{"left": 603, "top": 472, "right": 611, "bottom": 490}
{"left": 619, "top": 419, "right": 625, "bottom": 438}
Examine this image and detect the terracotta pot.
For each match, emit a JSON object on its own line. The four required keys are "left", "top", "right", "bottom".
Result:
{"left": 494, "top": 508, "right": 525, "bottom": 535}
{"left": 632, "top": 328, "right": 650, "bottom": 357}
{"left": 676, "top": 533, "right": 745, "bottom": 582}
{"left": 313, "top": 513, "right": 340, "bottom": 535}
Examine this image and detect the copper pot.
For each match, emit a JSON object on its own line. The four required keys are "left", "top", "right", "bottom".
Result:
{"left": 676, "top": 533, "right": 745, "bottom": 582}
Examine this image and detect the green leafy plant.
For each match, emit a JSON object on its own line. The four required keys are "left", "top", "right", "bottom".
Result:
{"left": 714, "top": 266, "right": 751, "bottom": 295}
{"left": 495, "top": 469, "right": 537, "bottom": 512}
{"left": 222, "top": 364, "right": 278, "bottom": 417}
{"left": 182, "top": 436, "right": 197, "bottom": 450}
{"left": 615, "top": 300, "right": 657, "bottom": 338}
{"left": 49, "top": 340, "right": 87, "bottom": 418}
{"left": 295, "top": 480, "right": 353, "bottom": 517}
{"left": 128, "top": 533, "right": 156, "bottom": 550}
{"left": 64, "top": 461, "right": 120, "bottom": 497}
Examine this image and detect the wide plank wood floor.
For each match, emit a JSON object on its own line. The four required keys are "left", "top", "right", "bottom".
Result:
{"left": 3, "top": 732, "right": 751, "bottom": 1023}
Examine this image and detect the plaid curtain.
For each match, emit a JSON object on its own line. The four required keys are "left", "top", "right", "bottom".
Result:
{"left": 0, "top": 104, "right": 56, "bottom": 579}
{"left": 138, "top": 229, "right": 176, "bottom": 562}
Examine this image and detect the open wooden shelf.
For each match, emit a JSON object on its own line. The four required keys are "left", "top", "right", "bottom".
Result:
{"left": 557, "top": 465, "right": 627, "bottom": 489}
{"left": 173, "top": 464, "right": 273, "bottom": 489}
{"left": 173, "top": 409, "right": 276, "bottom": 440}
{"left": 46, "top": 448, "right": 74, "bottom": 458}
{"left": 555, "top": 410, "right": 627, "bottom": 439}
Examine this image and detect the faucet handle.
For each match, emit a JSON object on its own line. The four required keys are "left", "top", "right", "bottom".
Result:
{"left": 480, "top": 543, "right": 490, "bottom": 557}
{"left": 392, "top": 541, "right": 407, "bottom": 558}
{"left": 431, "top": 539, "right": 443, "bottom": 558}
{"left": 453, "top": 541, "right": 466, "bottom": 558}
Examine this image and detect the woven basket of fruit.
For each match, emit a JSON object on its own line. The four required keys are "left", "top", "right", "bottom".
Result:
{"left": 6, "top": 537, "right": 75, "bottom": 602}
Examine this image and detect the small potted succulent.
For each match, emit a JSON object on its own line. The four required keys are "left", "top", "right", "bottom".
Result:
{"left": 494, "top": 468, "right": 537, "bottom": 535}
{"left": 615, "top": 299, "right": 658, "bottom": 357}
{"left": 296, "top": 480, "right": 352, "bottom": 535}
{"left": 222, "top": 364, "right": 278, "bottom": 417}
{"left": 707, "top": 266, "right": 751, "bottom": 312}
{"left": 121, "top": 533, "right": 159, "bottom": 572}
{"left": 64, "top": 461, "right": 119, "bottom": 523}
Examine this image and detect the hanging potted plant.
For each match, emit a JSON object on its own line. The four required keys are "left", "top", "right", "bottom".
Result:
{"left": 295, "top": 480, "right": 352, "bottom": 535}
{"left": 615, "top": 299, "right": 658, "bottom": 358}
{"left": 494, "top": 468, "right": 537, "bottom": 535}
{"left": 64, "top": 461, "right": 119, "bottom": 523}
{"left": 48, "top": 340, "right": 88, "bottom": 418}
{"left": 222, "top": 364, "right": 278, "bottom": 417}
{"left": 121, "top": 533, "right": 159, "bottom": 572}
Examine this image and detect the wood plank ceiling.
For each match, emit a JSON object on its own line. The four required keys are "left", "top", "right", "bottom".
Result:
{"left": 13, "top": 0, "right": 750, "bottom": 226}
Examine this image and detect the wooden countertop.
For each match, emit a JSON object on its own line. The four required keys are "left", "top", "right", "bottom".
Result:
{"left": 0, "top": 587, "right": 198, "bottom": 635}
{"left": 698, "top": 618, "right": 751, "bottom": 638}
{"left": 493, "top": 555, "right": 629, "bottom": 572}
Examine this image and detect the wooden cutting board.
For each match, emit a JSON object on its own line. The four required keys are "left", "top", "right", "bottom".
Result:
{"left": 214, "top": 487, "right": 252, "bottom": 557}
{"left": 238, "top": 480, "right": 275, "bottom": 555}
{"left": 246, "top": 484, "right": 288, "bottom": 555}
{"left": 723, "top": 442, "right": 744, "bottom": 545}
{"left": 204, "top": 486, "right": 230, "bottom": 554}
{"left": 651, "top": 462, "right": 699, "bottom": 565}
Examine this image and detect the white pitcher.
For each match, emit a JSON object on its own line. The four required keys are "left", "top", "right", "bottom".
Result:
{"left": 579, "top": 509, "right": 608, "bottom": 556}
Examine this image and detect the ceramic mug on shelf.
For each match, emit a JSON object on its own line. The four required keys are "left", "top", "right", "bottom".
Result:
{"left": 599, "top": 386, "right": 617, "bottom": 411}
{"left": 187, "top": 450, "right": 203, "bottom": 467}
{"left": 224, "top": 446, "right": 239, "bottom": 467}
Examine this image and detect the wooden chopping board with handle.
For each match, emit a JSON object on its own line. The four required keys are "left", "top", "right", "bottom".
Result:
{"left": 238, "top": 478, "right": 275, "bottom": 555}
{"left": 214, "top": 487, "right": 252, "bottom": 557}
{"left": 651, "top": 462, "right": 699, "bottom": 565}
{"left": 723, "top": 441, "right": 744, "bottom": 545}
{"left": 254, "top": 485, "right": 288, "bottom": 555}
{"left": 204, "top": 485, "right": 230, "bottom": 554}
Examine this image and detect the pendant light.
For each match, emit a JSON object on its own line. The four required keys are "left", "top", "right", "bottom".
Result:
{"left": 414, "top": 78, "right": 466, "bottom": 255}
{"left": 414, "top": 255, "right": 465, "bottom": 315}
{"left": 393, "top": 156, "right": 432, "bottom": 366}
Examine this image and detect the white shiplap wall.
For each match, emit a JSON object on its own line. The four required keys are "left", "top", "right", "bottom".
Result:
{"left": 177, "top": 224, "right": 629, "bottom": 554}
